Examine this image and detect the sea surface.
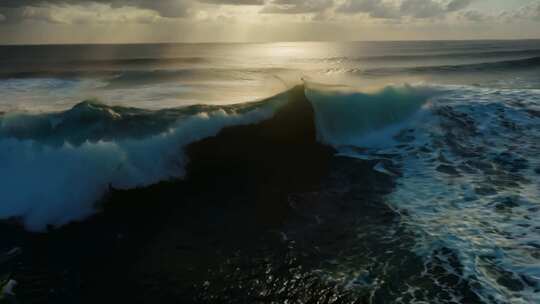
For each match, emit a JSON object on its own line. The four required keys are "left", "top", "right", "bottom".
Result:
{"left": 0, "top": 40, "right": 539, "bottom": 303}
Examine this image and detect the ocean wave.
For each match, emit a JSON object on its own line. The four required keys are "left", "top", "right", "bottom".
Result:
{"left": 0, "top": 82, "right": 440, "bottom": 230}
{"left": 0, "top": 93, "right": 288, "bottom": 230}
{"left": 323, "top": 84, "right": 540, "bottom": 303}
{"left": 305, "top": 82, "right": 438, "bottom": 148}
{"left": 0, "top": 57, "right": 212, "bottom": 82}
{"left": 64, "top": 56, "right": 210, "bottom": 66}
{"left": 0, "top": 67, "right": 296, "bottom": 85}
{"left": 1, "top": 80, "right": 539, "bottom": 302}
{"left": 1, "top": 57, "right": 210, "bottom": 70}
{"left": 322, "top": 49, "right": 540, "bottom": 63}
{"left": 359, "top": 56, "right": 540, "bottom": 76}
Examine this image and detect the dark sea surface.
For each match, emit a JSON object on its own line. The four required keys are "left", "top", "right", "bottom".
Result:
{"left": 0, "top": 40, "right": 539, "bottom": 303}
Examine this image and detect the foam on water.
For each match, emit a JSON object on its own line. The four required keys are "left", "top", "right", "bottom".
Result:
{"left": 0, "top": 94, "right": 287, "bottom": 231}
{"left": 307, "top": 83, "right": 540, "bottom": 303}
{"left": 389, "top": 87, "right": 540, "bottom": 303}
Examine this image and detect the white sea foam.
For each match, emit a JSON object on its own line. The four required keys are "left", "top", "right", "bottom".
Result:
{"left": 307, "top": 83, "right": 540, "bottom": 303}
{"left": 0, "top": 95, "right": 287, "bottom": 231}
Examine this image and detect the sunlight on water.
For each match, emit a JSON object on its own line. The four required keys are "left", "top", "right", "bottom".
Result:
{"left": 2, "top": 41, "right": 540, "bottom": 112}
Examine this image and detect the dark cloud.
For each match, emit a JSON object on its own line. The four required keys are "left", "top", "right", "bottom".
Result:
{"left": 198, "top": 0, "right": 265, "bottom": 5}
{"left": 525, "top": 2, "right": 540, "bottom": 21}
{"left": 447, "top": 0, "right": 474, "bottom": 12}
{"left": 501, "top": 2, "right": 540, "bottom": 22}
{"left": 460, "top": 10, "right": 486, "bottom": 22}
{"left": 2, "top": 0, "right": 538, "bottom": 27}
{"left": 0, "top": 1, "right": 190, "bottom": 21}
{"left": 0, "top": 0, "right": 480, "bottom": 23}
{"left": 127, "top": 0, "right": 193, "bottom": 18}
{"left": 261, "top": 0, "right": 334, "bottom": 14}
{"left": 400, "top": 0, "right": 448, "bottom": 18}
{"left": 336, "top": 0, "right": 399, "bottom": 18}
{"left": 0, "top": 0, "right": 266, "bottom": 22}
{"left": 337, "top": 0, "right": 474, "bottom": 19}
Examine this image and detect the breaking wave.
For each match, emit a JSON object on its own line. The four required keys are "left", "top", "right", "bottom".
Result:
{"left": 309, "top": 83, "right": 540, "bottom": 303}
{"left": 0, "top": 94, "right": 288, "bottom": 230}
{"left": 305, "top": 82, "right": 437, "bottom": 148}
{"left": 1, "top": 78, "right": 539, "bottom": 303}
{"left": 0, "top": 82, "right": 439, "bottom": 231}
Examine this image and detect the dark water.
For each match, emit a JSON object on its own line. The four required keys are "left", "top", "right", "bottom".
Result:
{"left": 0, "top": 41, "right": 539, "bottom": 303}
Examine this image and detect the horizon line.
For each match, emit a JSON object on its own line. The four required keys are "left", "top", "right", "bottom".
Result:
{"left": 2, "top": 38, "right": 540, "bottom": 47}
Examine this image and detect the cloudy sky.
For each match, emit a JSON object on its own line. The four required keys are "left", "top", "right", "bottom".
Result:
{"left": 1, "top": 0, "right": 539, "bottom": 44}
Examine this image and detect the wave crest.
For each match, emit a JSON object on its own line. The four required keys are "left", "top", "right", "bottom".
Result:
{"left": 361, "top": 56, "right": 540, "bottom": 76}
{"left": 0, "top": 94, "right": 287, "bottom": 230}
{"left": 305, "top": 82, "right": 437, "bottom": 148}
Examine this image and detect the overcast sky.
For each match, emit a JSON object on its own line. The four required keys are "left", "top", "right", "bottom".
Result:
{"left": 1, "top": 0, "right": 539, "bottom": 44}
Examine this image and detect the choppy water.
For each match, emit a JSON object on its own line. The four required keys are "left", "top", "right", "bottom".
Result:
{"left": 308, "top": 84, "right": 540, "bottom": 303}
{"left": 1, "top": 40, "right": 540, "bottom": 303}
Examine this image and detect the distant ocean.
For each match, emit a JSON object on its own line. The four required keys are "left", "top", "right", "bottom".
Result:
{"left": 0, "top": 41, "right": 539, "bottom": 303}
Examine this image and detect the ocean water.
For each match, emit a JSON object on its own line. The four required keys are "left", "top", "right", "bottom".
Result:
{"left": 1, "top": 40, "right": 540, "bottom": 303}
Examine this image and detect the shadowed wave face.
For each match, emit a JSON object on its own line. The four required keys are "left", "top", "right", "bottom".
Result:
{"left": 0, "top": 83, "right": 434, "bottom": 230}
{"left": 0, "top": 93, "right": 289, "bottom": 230}
{"left": 0, "top": 41, "right": 540, "bottom": 304}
